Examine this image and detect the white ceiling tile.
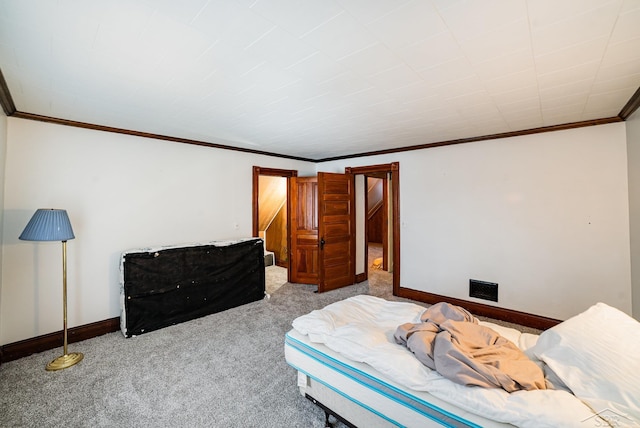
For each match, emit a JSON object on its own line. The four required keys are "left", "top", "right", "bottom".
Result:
{"left": 538, "top": 78, "right": 593, "bottom": 100}
{"left": 472, "top": 49, "right": 535, "bottom": 82}
{"left": 501, "top": 105, "right": 542, "bottom": 121}
{"left": 530, "top": 1, "right": 620, "bottom": 56}
{"left": 602, "top": 37, "right": 640, "bottom": 67}
{"left": 436, "top": 0, "right": 527, "bottom": 42}
{"left": 504, "top": 115, "right": 545, "bottom": 131}
{"left": 91, "top": 0, "right": 154, "bottom": 52}
{"left": 583, "top": 86, "right": 638, "bottom": 115}
{"left": 284, "top": 51, "right": 347, "bottom": 85}
{"left": 365, "top": 63, "right": 423, "bottom": 92}
{"left": 364, "top": 1, "right": 445, "bottom": 49}
{"left": 447, "top": 91, "right": 495, "bottom": 112}
{"left": 144, "top": 0, "right": 210, "bottom": 25}
{"left": 540, "top": 93, "right": 588, "bottom": 110}
{"left": 1, "top": 23, "right": 51, "bottom": 72}
{"left": 459, "top": 19, "right": 531, "bottom": 65}
{"left": 609, "top": 5, "right": 640, "bottom": 43}
{"left": 537, "top": 61, "right": 600, "bottom": 90}
{"left": 191, "top": 3, "right": 272, "bottom": 49}
{"left": 417, "top": 57, "right": 475, "bottom": 87}
{"left": 596, "top": 57, "right": 640, "bottom": 81}
{"left": 591, "top": 72, "right": 640, "bottom": 94}
{"left": 534, "top": 37, "right": 609, "bottom": 75}
{"left": 335, "top": 0, "right": 411, "bottom": 25}
{"left": 300, "top": 11, "right": 378, "bottom": 61}
{"left": 527, "top": 0, "right": 621, "bottom": 30}
{"left": 316, "top": 71, "right": 373, "bottom": 97}
{"left": 457, "top": 101, "right": 503, "bottom": 122}
{"left": 250, "top": 0, "right": 344, "bottom": 38}
{"left": 620, "top": 0, "right": 640, "bottom": 13}
{"left": 433, "top": 74, "right": 485, "bottom": 101}
{"left": 387, "top": 81, "right": 441, "bottom": 104}
{"left": 243, "top": 26, "right": 318, "bottom": 69}
{"left": 338, "top": 43, "right": 400, "bottom": 77}
{"left": 497, "top": 96, "right": 541, "bottom": 113}
{"left": 490, "top": 84, "right": 539, "bottom": 105}
{"left": 542, "top": 106, "right": 584, "bottom": 125}
{"left": 1, "top": 0, "right": 639, "bottom": 160}
{"left": 482, "top": 68, "right": 538, "bottom": 94}
{"left": 397, "top": 31, "right": 464, "bottom": 71}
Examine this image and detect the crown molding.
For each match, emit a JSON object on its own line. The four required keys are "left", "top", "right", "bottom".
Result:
{"left": 11, "top": 111, "right": 315, "bottom": 162}
{"left": 2, "top": 64, "right": 636, "bottom": 162}
{"left": 316, "top": 116, "right": 623, "bottom": 162}
{"left": 619, "top": 86, "right": 640, "bottom": 120}
{"left": 0, "top": 68, "right": 17, "bottom": 116}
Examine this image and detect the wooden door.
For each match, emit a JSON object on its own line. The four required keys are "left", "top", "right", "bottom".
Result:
{"left": 317, "top": 172, "right": 355, "bottom": 292}
{"left": 289, "top": 177, "right": 319, "bottom": 284}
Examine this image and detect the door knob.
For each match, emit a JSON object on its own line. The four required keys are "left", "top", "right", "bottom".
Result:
{"left": 319, "top": 238, "right": 325, "bottom": 250}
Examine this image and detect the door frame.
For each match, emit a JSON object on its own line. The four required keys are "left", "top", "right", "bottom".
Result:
{"left": 252, "top": 166, "right": 298, "bottom": 281}
{"left": 345, "top": 162, "right": 400, "bottom": 296}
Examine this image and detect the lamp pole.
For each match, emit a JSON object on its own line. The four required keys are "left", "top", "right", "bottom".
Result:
{"left": 19, "top": 208, "right": 83, "bottom": 371}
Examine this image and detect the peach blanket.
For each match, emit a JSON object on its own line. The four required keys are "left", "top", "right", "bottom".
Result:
{"left": 394, "top": 302, "right": 546, "bottom": 392}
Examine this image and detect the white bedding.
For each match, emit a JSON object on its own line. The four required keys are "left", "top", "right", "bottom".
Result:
{"left": 292, "top": 295, "right": 638, "bottom": 428}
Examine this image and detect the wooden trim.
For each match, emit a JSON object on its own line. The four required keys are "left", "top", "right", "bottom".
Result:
{"left": 346, "top": 163, "right": 397, "bottom": 175}
{"left": 12, "top": 112, "right": 315, "bottom": 162}
{"left": 252, "top": 166, "right": 298, "bottom": 283}
{"left": 355, "top": 272, "right": 367, "bottom": 283}
{"left": 252, "top": 166, "right": 297, "bottom": 237}
{"left": 6, "top": 111, "right": 628, "bottom": 163}
{"left": 0, "top": 68, "right": 17, "bottom": 116}
{"left": 318, "top": 117, "right": 622, "bottom": 162}
{"left": 253, "top": 167, "right": 299, "bottom": 177}
{"left": 396, "top": 287, "right": 561, "bottom": 330}
{"left": 391, "top": 164, "right": 400, "bottom": 297}
{"left": 619, "top": 86, "right": 640, "bottom": 120}
{"left": 0, "top": 317, "right": 120, "bottom": 364}
{"left": 382, "top": 177, "right": 389, "bottom": 271}
{"left": 363, "top": 175, "right": 370, "bottom": 282}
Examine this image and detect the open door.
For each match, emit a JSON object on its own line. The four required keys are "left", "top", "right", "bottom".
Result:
{"left": 317, "top": 172, "right": 355, "bottom": 292}
{"left": 290, "top": 172, "right": 356, "bottom": 292}
{"left": 289, "top": 176, "right": 319, "bottom": 284}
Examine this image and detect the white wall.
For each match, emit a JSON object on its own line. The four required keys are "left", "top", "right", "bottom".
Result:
{"left": 319, "top": 123, "right": 632, "bottom": 320}
{"left": 0, "top": 118, "right": 315, "bottom": 344}
{"left": 627, "top": 109, "right": 640, "bottom": 320}
{"left": 1, "top": 118, "right": 634, "bottom": 344}
{"left": 0, "top": 111, "right": 7, "bottom": 340}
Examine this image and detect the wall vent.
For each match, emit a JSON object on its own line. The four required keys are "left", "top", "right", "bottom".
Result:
{"left": 469, "top": 279, "right": 498, "bottom": 302}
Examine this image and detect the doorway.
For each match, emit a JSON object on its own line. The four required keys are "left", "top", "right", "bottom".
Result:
{"left": 346, "top": 162, "right": 400, "bottom": 296}
{"left": 253, "top": 163, "right": 399, "bottom": 296}
{"left": 252, "top": 166, "right": 297, "bottom": 294}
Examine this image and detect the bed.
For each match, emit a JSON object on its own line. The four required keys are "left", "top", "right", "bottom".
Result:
{"left": 285, "top": 295, "right": 640, "bottom": 428}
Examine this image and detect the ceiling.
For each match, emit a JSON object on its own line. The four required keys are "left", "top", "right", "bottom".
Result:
{"left": 1, "top": 0, "right": 639, "bottom": 161}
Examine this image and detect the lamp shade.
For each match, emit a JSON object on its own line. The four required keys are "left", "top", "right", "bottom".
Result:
{"left": 19, "top": 209, "right": 75, "bottom": 241}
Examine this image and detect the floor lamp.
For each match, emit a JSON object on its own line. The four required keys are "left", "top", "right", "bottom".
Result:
{"left": 19, "top": 208, "right": 84, "bottom": 371}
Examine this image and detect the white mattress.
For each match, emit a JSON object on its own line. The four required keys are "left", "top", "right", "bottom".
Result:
{"left": 285, "top": 329, "right": 511, "bottom": 428}
{"left": 288, "top": 295, "right": 606, "bottom": 428}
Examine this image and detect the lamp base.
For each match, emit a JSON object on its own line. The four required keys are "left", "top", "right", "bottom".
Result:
{"left": 45, "top": 352, "right": 84, "bottom": 371}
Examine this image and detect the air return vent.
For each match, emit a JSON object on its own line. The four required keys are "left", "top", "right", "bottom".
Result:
{"left": 469, "top": 279, "right": 498, "bottom": 302}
